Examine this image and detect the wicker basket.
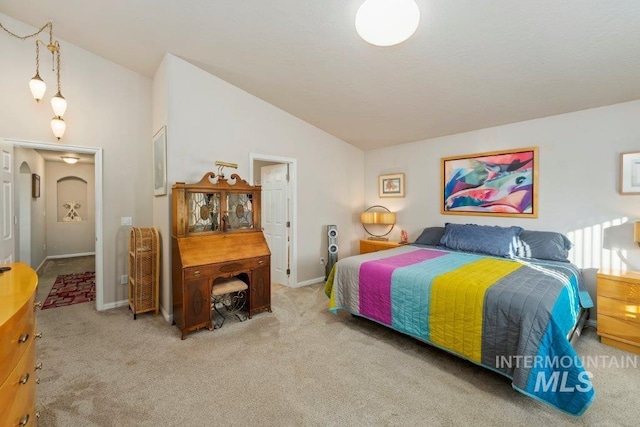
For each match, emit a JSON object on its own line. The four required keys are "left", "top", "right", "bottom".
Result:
{"left": 128, "top": 227, "right": 160, "bottom": 319}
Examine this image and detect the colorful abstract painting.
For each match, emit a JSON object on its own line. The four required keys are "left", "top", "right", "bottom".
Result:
{"left": 441, "top": 147, "right": 538, "bottom": 217}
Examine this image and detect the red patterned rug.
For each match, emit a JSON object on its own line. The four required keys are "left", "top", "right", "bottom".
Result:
{"left": 42, "top": 271, "right": 95, "bottom": 310}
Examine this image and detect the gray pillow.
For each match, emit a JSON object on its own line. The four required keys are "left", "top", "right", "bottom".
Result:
{"left": 517, "top": 230, "right": 572, "bottom": 262}
{"left": 414, "top": 227, "right": 445, "bottom": 246}
{"left": 439, "top": 223, "right": 523, "bottom": 258}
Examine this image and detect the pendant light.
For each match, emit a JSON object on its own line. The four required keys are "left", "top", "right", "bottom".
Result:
{"left": 1, "top": 20, "right": 68, "bottom": 140}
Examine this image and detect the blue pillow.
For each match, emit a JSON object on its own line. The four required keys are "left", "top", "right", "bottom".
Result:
{"left": 439, "top": 223, "right": 523, "bottom": 258}
{"left": 414, "top": 227, "right": 445, "bottom": 246}
{"left": 516, "top": 230, "right": 572, "bottom": 262}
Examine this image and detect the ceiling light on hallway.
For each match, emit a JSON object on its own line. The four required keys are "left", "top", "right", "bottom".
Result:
{"left": 1, "top": 20, "right": 68, "bottom": 140}
{"left": 355, "top": 0, "right": 420, "bottom": 47}
{"left": 61, "top": 155, "right": 79, "bottom": 164}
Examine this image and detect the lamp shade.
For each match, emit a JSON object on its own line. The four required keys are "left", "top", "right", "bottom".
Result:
{"left": 51, "top": 116, "right": 66, "bottom": 140}
{"left": 29, "top": 74, "right": 46, "bottom": 102}
{"left": 355, "top": 0, "right": 420, "bottom": 47}
{"left": 51, "top": 92, "right": 67, "bottom": 117}
{"left": 634, "top": 221, "right": 640, "bottom": 243}
{"left": 361, "top": 211, "right": 396, "bottom": 225}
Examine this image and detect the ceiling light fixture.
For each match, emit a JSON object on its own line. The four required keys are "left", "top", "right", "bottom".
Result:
{"left": 61, "top": 156, "right": 79, "bottom": 164}
{"left": 1, "top": 20, "right": 68, "bottom": 140}
{"left": 355, "top": 0, "right": 420, "bottom": 47}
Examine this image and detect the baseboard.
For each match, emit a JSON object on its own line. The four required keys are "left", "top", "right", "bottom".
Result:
{"left": 47, "top": 252, "right": 96, "bottom": 259}
{"left": 102, "top": 299, "right": 129, "bottom": 310}
{"left": 296, "top": 276, "right": 325, "bottom": 287}
{"left": 160, "top": 305, "right": 172, "bottom": 323}
{"left": 35, "top": 258, "right": 47, "bottom": 273}
{"left": 35, "top": 253, "right": 96, "bottom": 273}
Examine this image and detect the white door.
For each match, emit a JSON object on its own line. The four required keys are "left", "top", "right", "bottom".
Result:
{"left": 261, "top": 163, "right": 289, "bottom": 286}
{"left": 0, "top": 139, "right": 14, "bottom": 264}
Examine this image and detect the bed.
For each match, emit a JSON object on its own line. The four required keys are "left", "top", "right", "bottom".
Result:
{"left": 324, "top": 224, "right": 595, "bottom": 416}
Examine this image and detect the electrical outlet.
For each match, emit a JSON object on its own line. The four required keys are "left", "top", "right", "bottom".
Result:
{"left": 121, "top": 217, "right": 133, "bottom": 226}
{"left": 320, "top": 257, "right": 325, "bottom": 265}
{"left": 121, "top": 274, "right": 128, "bottom": 285}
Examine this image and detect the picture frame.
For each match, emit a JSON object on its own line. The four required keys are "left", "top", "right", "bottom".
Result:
{"left": 32, "top": 173, "right": 40, "bottom": 198}
{"left": 379, "top": 173, "right": 405, "bottom": 198}
{"left": 619, "top": 151, "right": 640, "bottom": 194}
{"left": 441, "top": 147, "right": 538, "bottom": 218}
{"left": 153, "top": 126, "right": 167, "bottom": 196}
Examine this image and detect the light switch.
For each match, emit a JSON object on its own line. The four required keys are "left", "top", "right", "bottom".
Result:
{"left": 121, "top": 217, "right": 132, "bottom": 226}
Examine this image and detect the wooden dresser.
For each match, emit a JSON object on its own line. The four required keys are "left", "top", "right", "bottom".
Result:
{"left": 359, "top": 239, "right": 402, "bottom": 254}
{"left": 596, "top": 269, "right": 640, "bottom": 354}
{"left": 172, "top": 172, "right": 271, "bottom": 339}
{"left": 0, "top": 263, "right": 40, "bottom": 426}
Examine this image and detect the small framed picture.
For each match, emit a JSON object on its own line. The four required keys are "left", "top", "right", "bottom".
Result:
{"left": 620, "top": 151, "right": 640, "bottom": 194}
{"left": 153, "top": 126, "right": 167, "bottom": 196}
{"left": 379, "top": 173, "right": 405, "bottom": 198}
{"left": 32, "top": 173, "right": 40, "bottom": 198}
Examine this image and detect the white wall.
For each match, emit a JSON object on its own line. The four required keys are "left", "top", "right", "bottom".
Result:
{"left": 364, "top": 100, "right": 640, "bottom": 318}
{"left": 151, "top": 54, "right": 170, "bottom": 318}
{"left": 152, "top": 54, "right": 364, "bottom": 318}
{"left": 0, "top": 13, "right": 153, "bottom": 306}
{"left": 14, "top": 147, "right": 46, "bottom": 268}
{"left": 45, "top": 161, "right": 95, "bottom": 256}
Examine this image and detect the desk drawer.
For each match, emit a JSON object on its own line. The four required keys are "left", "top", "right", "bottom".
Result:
{"left": 184, "top": 256, "right": 269, "bottom": 279}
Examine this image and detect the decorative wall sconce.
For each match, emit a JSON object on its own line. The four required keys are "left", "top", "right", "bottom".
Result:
{"left": 1, "top": 20, "right": 68, "bottom": 140}
{"left": 215, "top": 161, "right": 238, "bottom": 178}
{"left": 361, "top": 205, "right": 396, "bottom": 240}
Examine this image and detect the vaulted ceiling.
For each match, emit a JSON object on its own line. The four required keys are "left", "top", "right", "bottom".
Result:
{"left": 2, "top": 1, "right": 640, "bottom": 150}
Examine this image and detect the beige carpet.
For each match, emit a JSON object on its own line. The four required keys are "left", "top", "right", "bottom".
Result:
{"left": 34, "top": 257, "right": 638, "bottom": 426}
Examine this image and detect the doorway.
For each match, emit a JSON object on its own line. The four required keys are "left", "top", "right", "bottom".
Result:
{"left": 249, "top": 153, "right": 297, "bottom": 287}
{"left": 5, "top": 138, "right": 105, "bottom": 310}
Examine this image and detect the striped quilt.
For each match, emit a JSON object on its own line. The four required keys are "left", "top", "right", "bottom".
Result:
{"left": 325, "top": 245, "right": 595, "bottom": 416}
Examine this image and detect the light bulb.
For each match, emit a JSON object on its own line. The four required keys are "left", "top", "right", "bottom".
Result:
{"left": 51, "top": 116, "right": 66, "bottom": 140}
{"left": 51, "top": 92, "right": 67, "bottom": 117}
{"left": 29, "top": 74, "right": 46, "bottom": 102}
{"left": 355, "top": 0, "right": 420, "bottom": 47}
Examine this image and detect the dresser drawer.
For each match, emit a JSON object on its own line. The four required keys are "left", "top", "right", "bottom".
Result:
{"left": 597, "top": 296, "right": 640, "bottom": 324}
{"left": 0, "top": 293, "right": 36, "bottom": 384}
{"left": 0, "top": 338, "right": 37, "bottom": 426}
{"left": 598, "top": 314, "right": 640, "bottom": 343}
{"left": 184, "top": 256, "right": 269, "bottom": 279}
{"left": 597, "top": 277, "right": 640, "bottom": 303}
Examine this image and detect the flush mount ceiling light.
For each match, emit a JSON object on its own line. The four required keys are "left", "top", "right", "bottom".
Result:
{"left": 61, "top": 155, "right": 79, "bottom": 164}
{"left": 1, "top": 20, "right": 68, "bottom": 140}
{"left": 355, "top": 0, "right": 420, "bottom": 47}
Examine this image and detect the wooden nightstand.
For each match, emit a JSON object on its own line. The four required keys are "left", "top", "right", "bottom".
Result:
{"left": 359, "top": 239, "right": 403, "bottom": 254}
{"left": 596, "top": 269, "right": 640, "bottom": 354}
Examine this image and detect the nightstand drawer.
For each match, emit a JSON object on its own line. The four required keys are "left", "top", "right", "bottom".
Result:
{"left": 597, "top": 277, "right": 640, "bottom": 303}
{"left": 359, "top": 240, "right": 401, "bottom": 254}
{"left": 597, "top": 296, "right": 640, "bottom": 323}
{"left": 598, "top": 314, "right": 640, "bottom": 343}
